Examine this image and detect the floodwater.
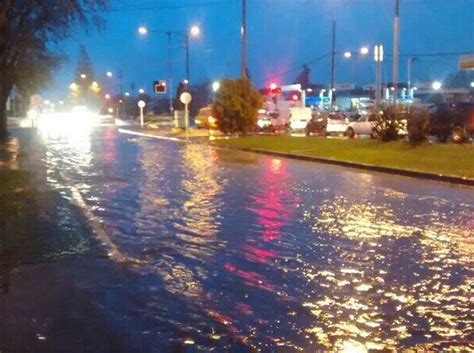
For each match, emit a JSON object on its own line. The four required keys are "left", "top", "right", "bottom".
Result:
{"left": 1, "top": 123, "right": 473, "bottom": 352}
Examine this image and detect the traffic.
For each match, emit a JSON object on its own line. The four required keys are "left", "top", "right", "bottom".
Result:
{"left": 193, "top": 84, "right": 474, "bottom": 143}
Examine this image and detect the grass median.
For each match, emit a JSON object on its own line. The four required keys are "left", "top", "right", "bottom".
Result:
{"left": 214, "top": 135, "right": 474, "bottom": 179}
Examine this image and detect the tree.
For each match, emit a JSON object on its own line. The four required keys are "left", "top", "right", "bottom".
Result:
{"left": 0, "top": 0, "right": 108, "bottom": 136}
{"left": 71, "top": 45, "right": 101, "bottom": 108}
{"left": 214, "top": 78, "right": 264, "bottom": 134}
{"left": 294, "top": 64, "right": 311, "bottom": 89}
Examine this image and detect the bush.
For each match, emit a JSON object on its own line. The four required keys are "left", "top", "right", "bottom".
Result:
{"left": 214, "top": 78, "right": 264, "bottom": 134}
{"left": 406, "top": 107, "right": 430, "bottom": 145}
{"left": 372, "top": 105, "right": 404, "bottom": 142}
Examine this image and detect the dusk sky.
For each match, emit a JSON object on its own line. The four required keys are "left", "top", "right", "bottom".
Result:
{"left": 46, "top": 0, "right": 473, "bottom": 98}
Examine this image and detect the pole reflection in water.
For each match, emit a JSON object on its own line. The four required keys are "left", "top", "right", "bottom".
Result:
{"left": 19, "top": 126, "right": 473, "bottom": 352}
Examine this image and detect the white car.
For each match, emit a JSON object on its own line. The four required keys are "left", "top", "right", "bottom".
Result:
{"left": 346, "top": 113, "right": 407, "bottom": 138}
{"left": 326, "top": 112, "right": 349, "bottom": 135}
{"left": 346, "top": 114, "right": 378, "bottom": 138}
{"left": 288, "top": 107, "right": 312, "bottom": 132}
{"left": 256, "top": 110, "right": 288, "bottom": 132}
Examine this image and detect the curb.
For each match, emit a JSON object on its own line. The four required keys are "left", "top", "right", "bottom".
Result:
{"left": 212, "top": 144, "right": 474, "bottom": 187}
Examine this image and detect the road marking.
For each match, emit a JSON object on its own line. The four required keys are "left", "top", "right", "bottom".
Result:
{"left": 118, "top": 128, "right": 184, "bottom": 143}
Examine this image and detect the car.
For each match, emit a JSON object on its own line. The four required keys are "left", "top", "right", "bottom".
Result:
{"left": 304, "top": 110, "right": 329, "bottom": 135}
{"left": 195, "top": 106, "right": 218, "bottom": 129}
{"left": 428, "top": 102, "right": 474, "bottom": 143}
{"left": 346, "top": 112, "right": 407, "bottom": 139}
{"left": 288, "top": 107, "right": 312, "bottom": 133}
{"left": 325, "top": 112, "right": 349, "bottom": 136}
{"left": 256, "top": 110, "right": 288, "bottom": 133}
{"left": 346, "top": 113, "right": 378, "bottom": 138}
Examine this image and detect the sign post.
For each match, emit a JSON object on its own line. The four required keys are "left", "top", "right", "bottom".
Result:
{"left": 138, "top": 100, "right": 146, "bottom": 128}
{"left": 179, "top": 92, "right": 192, "bottom": 142}
{"left": 374, "top": 44, "right": 384, "bottom": 106}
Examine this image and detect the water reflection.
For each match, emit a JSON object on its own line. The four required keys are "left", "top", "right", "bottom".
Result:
{"left": 24, "top": 126, "right": 474, "bottom": 351}
{"left": 298, "top": 186, "right": 474, "bottom": 351}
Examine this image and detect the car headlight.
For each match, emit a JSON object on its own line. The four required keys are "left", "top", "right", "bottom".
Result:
{"left": 257, "top": 119, "right": 269, "bottom": 128}
{"left": 208, "top": 116, "right": 216, "bottom": 124}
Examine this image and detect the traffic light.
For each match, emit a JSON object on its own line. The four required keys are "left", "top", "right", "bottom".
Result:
{"left": 154, "top": 80, "right": 167, "bottom": 94}
{"left": 269, "top": 83, "right": 282, "bottom": 94}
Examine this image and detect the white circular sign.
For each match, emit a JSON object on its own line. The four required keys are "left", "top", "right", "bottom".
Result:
{"left": 137, "top": 100, "right": 146, "bottom": 108}
{"left": 180, "top": 92, "right": 192, "bottom": 104}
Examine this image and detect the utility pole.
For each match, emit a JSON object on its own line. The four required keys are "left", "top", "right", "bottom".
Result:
{"left": 241, "top": 0, "right": 247, "bottom": 78}
{"left": 185, "top": 34, "right": 190, "bottom": 86}
{"left": 330, "top": 20, "right": 336, "bottom": 106}
{"left": 167, "top": 32, "right": 173, "bottom": 115}
{"left": 392, "top": 0, "right": 400, "bottom": 105}
{"left": 407, "top": 57, "right": 415, "bottom": 97}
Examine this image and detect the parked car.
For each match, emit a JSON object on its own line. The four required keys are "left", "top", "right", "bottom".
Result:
{"left": 325, "top": 112, "right": 349, "bottom": 136}
{"left": 346, "top": 113, "right": 378, "bottom": 138}
{"left": 288, "top": 107, "right": 312, "bottom": 133}
{"left": 428, "top": 102, "right": 474, "bottom": 143}
{"left": 195, "top": 105, "right": 218, "bottom": 129}
{"left": 256, "top": 110, "right": 287, "bottom": 132}
{"left": 346, "top": 112, "right": 407, "bottom": 138}
{"left": 305, "top": 111, "right": 327, "bottom": 135}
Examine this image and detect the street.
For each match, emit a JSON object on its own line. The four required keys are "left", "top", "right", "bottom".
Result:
{"left": 0, "top": 125, "right": 473, "bottom": 352}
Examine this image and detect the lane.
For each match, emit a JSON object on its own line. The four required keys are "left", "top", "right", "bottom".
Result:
{"left": 2, "top": 125, "right": 473, "bottom": 352}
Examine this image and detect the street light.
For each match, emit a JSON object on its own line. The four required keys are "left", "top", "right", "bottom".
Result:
{"left": 137, "top": 25, "right": 201, "bottom": 109}
{"left": 139, "top": 88, "right": 145, "bottom": 94}
{"left": 344, "top": 51, "right": 352, "bottom": 58}
{"left": 470, "top": 81, "right": 474, "bottom": 88}
{"left": 190, "top": 25, "right": 200, "bottom": 37}
{"left": 125, "top": 92, "right": 130, "bottom": 97}
{"left": 360, "top": 47, "right": 369, "bottom": 55}
{"left": 80, "top": 73, "right": 87, "bottom": 79}
{"left": 106, "top": 71, "right": 113, "bottom": 78}
{"left": 432, "top": 81, "right": 442, "bottom": 90}
{"left": 212, "top": 81, "right": 220, "bottom": 92}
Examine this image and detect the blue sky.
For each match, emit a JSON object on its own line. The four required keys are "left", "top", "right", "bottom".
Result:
{"left": 45, "top": 0, "right": 474, "bottom": 98}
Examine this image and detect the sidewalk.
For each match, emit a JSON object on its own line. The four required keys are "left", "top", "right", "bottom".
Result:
{"left": 0, "top": 132, "right": 141, "bottom": 351}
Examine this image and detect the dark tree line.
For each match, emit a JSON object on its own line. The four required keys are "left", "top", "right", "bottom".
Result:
{"left": 0, "top": 0, "right": 108, "bottom": 136}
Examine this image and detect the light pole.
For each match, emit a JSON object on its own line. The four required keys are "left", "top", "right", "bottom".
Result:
{"left": 407, "top": 57, "right": 416, "bottom": 99}
{"left": 241, "top": 0, "right": 247, "bottom": 78}
{"left": 138, "top": 25, "right": 200, "bottom": 113}
{"left": 342, "top": 47, "right": 369, "bottom": 86}
{"left": 212, "top": 81, "right": 220, "bottom": 102}
{"left": 393, "top": 0, "right": 400, "bottom": 105}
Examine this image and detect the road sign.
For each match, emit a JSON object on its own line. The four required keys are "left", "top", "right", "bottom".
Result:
{"left": 335, "top": 83, "right": 355, "bottom": 91}
{"left": 281, "top": 84, "right": 302, "bottom": 92}
{"left": 180, "top": 92, "right": 192, "bottom": 104}
{"left": 154, "top": 80, "right": 167, "bottom": 94}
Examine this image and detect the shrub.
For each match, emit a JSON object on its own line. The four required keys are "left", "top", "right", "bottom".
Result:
{"left": 372, "top": 105, "right": 404, "bottom": 142}
{"left": 214, "top": 78, "right": 264, "bottom": 135}
{"left": 406, "top": 107, "right": 430, "bottom": 145}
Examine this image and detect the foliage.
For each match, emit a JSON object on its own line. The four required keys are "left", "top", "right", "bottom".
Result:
{"left": 371, "top": 105, "right": 405, "bottom": 142}
{"left": 214, "top": 78, "right": 264, "bottom": 134}
{"left": 0, "top": 0, "right": 109, "bottom": 135}
{"left": 294, "top": 64, "right": 311, "bottom": 89}
{"left": 406, "top": 106, "right": 430, "bottom": 145}
{"left": 70, "top": 45, "right": 101, "bottom": 108}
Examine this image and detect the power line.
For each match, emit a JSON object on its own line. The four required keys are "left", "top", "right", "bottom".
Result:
{"left": 110, "top": 1, "right": 235, "bottom": 12}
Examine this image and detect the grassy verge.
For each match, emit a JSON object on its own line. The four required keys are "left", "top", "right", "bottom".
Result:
{"left": 214, "top": 135, "right": 474, "bottom": 179}
{"left": 0, "top": 170, "right": 40, "bottom": 262}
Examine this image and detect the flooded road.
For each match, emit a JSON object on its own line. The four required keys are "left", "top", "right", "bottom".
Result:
{"left": 1, "top": 125, "right": 473, "bottom": 352}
